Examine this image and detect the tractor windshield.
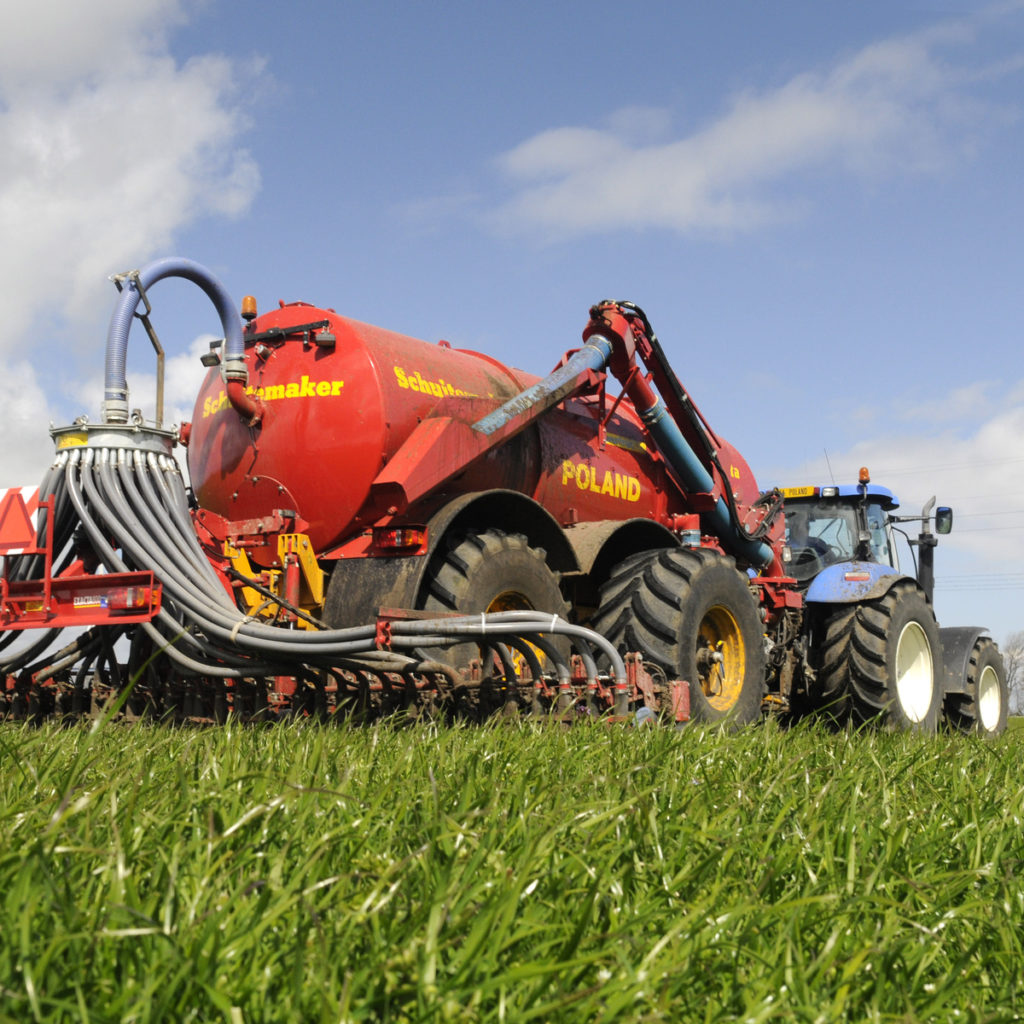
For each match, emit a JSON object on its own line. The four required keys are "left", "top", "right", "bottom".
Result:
{"left": 784, "top": 500, "right": 895, "bottom": 582}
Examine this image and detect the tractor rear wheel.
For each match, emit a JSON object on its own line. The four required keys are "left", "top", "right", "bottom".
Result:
{"left": 943, "top": 637, "right": 1008, "bottom": 737}
{"left": 419, "top": 529, "right": 569, "bottom": 675}
{"left": 817, "top": 580, "right": 941, "bottom": 731}
{"left": 591, "top": 547, "right": 766, "bottom": 725}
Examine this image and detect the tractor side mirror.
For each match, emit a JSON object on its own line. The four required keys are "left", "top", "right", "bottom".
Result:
{"left": 935, "top": 506, "right": 953, "bottom": 535}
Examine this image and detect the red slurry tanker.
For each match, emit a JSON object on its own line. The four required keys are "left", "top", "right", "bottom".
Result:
{"left": 0, "top": 258, "right": 1006, "bottom": 730}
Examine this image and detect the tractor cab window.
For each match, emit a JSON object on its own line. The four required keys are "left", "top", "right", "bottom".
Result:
{"left": 785, "top": 500, "right": 895, "bottom": 582}
{"left": 865, "top": 503, "right": 894, "bottom": 566}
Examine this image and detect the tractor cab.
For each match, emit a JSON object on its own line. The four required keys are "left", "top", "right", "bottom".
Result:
{"left": 779, "top": 478, "right": 900, "bottom": 584}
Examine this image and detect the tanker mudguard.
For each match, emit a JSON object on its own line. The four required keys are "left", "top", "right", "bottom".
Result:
{"left": 804, "top": 561, "right": 901, "bottom": 605}
{"left": 323, "top": 489, "right": 580, "bottom": 630}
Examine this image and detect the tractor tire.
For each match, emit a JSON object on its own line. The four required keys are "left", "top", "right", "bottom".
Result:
{"left": 419, "top": 529, "right": 569, "bottom": 673}
{"left": 817, "top": 580, "right": 941, "bottom": 731}
{"left": 943, "top": 637, "right": 1008, "bottom": 737}
{"left": 591, "top": 547, "right": 766, "bottom": 725}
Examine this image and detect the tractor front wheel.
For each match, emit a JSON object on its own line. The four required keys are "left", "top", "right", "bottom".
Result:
{"left": 817, "top": 581, "right": 941, "bottom": 731}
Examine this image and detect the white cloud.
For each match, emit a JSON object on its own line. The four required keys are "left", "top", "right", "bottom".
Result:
{"left": 0, "top": 0, "right": 260, "bottom": 488}
{"left": 0, "top": 360, "right": 63, "bottom": 487}
{"left": 0, "top": 0, "right": 187, "bottom": 96}
{"left": 488, "top": 14, "right": 1019, "bottom": 239}
{"left": 898, "top": 380, "right": 1003, "bottom": 428}
{"left": 0, "top": 54, "right": 260, "bottom": 336}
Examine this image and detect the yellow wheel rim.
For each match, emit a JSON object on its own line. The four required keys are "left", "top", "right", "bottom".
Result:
{"left": 696, "top": 605, "right": 746, "bottom": 712}
{"left": 487, "top": 592, "right": 532, "bottom": 614}
{"left": 487, "top": 591, "right": 540, "bottom": 676}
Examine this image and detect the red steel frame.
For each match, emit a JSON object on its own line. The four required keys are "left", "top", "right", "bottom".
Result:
{"left": 0, "top": 490, "right": 162, "bottom": 631}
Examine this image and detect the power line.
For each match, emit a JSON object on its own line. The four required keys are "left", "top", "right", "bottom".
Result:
{"left": 868, "top": 457, "right": 1024, "bottom": 477}
{"left": 946, "top": 512, "right": 1024, "bottom": 520}
{"left": 936, "top": 574, "right": 1024, "bottom": 591}
{"left": 951, "top": 525, "right": 1024, "bottom": 533}
{"left": 941, "top": 492, "right": 1024, "bottom": 502}
{"left": 941, "top": 573, "right": 1024, "bottom": 580}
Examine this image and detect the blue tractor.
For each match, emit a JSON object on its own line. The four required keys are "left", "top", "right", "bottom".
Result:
{"left": 777, "top": 469, "right": 1008, "bottom": 736}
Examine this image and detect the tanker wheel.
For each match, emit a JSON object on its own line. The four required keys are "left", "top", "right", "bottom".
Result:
{"left": 817, "top": 580, "right": 941, "bottom": 731}
{"left": 419, "top": 529, "right": 569, "bottom": 680}
{"left": 943, "top": 637, "right": 1008, "bottom": 737}
{"left": 591, "top": 547, "right": 766, "bottom": 725}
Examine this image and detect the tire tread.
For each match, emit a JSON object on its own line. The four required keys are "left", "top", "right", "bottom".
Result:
{"left": 817, "top": 580, "right": 939, "bottom": 730}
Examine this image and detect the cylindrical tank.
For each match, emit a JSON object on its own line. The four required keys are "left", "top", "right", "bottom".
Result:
{"left": 187, "top": 301, "right": 677, "bottom": 558}
{"left": 188, "top": 303, "right": 543, "bottom": 549}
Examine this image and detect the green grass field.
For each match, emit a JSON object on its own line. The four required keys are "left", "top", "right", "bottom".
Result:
{"left": 1, "top": 718, "right": 1022, "bottom": 1023}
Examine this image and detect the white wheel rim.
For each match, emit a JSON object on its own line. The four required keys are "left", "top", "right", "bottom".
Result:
{"left": 894, "top": 621, "right": 933, "bottom": 723}
{"left": 976, "top": 665, "right": 1002, "bottom": 732}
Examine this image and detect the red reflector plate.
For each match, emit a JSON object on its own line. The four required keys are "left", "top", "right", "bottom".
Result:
{"left": 108, "top": 586, "right": 152, "bottom": 611}
{"left": 844, "top": 571, "right": 871, "bottom": 582}
{"left": 373, "top": 527, "right": 426, "bottom": 550}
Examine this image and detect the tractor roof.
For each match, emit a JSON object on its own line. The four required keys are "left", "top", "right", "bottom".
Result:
{"left": 777, "top": 484, "right": 899, "bottom": 510}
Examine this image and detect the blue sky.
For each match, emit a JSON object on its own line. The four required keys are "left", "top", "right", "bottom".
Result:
{"left": 2, "top": 0, "right": 1023, "bottom": 643}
